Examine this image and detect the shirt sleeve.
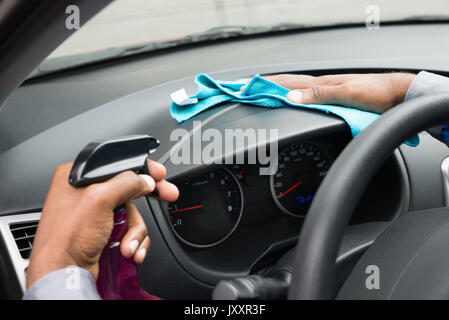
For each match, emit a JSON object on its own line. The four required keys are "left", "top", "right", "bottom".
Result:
{"left": 22, "top": 266, "right": 101, "bottom": 300}
{"left": 405, "top": 71, "right": 449, "bottom": 101}
{"left": 404, "top": 71, "right": 449, "bottom": 146}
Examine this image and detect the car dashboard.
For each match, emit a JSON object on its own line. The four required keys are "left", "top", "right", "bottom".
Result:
{"left": 1, "top": 23, "right": 449, "bottom": 299}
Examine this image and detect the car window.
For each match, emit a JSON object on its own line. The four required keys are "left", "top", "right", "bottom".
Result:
{"left": 48, "top": 0, "right": 449, "bottom": 59}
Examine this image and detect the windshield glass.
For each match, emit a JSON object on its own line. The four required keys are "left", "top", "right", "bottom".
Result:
{"left": 48, "top": 0, "right": 449, "bottom": 59}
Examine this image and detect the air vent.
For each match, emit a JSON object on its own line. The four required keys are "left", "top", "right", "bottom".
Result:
{"left": 9, "top": 221, "right": 38, "bottom": 259}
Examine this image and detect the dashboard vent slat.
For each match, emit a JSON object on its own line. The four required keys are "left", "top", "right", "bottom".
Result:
{"left": 9, "top": 221, "right": 39, "bottom": 259}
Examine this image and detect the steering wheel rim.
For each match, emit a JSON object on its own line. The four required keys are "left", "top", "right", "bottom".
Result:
{"left": 288, "top": 93, "right": 449, "bottom": 300}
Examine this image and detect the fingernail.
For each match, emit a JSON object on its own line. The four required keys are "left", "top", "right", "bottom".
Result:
{"left": 129, "top": 240, "right": 139, "bottom": 255}
{"left": 140, "top": 174, "right": 155, "bottom": 192}
{"left": 288, "top": 90, "right": 303, "bottom": 103}
{"left": 138, "top": 248, "right": 147, "bottom": 260}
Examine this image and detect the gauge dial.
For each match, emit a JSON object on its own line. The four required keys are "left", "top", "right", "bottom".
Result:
{"left": 167, "top": 168, "right": 243, "bottom": 248}
{"left": 271, "top": 143, "right": 330, "bottom": 217}
{"left": 230, "top": 164, "right": 246, "bottom": 181}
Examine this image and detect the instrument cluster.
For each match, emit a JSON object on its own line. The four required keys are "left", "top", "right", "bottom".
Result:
{"left": 165, "top": 141, "right": 335, "bottom": 248}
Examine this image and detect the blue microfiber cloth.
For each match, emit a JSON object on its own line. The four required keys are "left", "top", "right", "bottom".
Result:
{"left": 170, "top": 74, "right": 419, "bottom": 147}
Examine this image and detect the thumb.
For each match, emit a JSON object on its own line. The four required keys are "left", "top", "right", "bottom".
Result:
{"left": 287, "top": 86, "right": 341, "bottom": 104}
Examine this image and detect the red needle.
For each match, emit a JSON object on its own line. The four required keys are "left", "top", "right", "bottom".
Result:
{"left": 238, "top": 168, "right": 245, "bottom": 177}
{"left": 277, "top": 181, "right": 302, "bottom": 199}
{"left": 169, "top": 205, "right": 203, "bottom": 214}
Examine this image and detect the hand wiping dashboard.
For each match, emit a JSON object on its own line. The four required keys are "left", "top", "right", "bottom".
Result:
{"left": 169, "top": 73, "right": 419, "bottom": 147}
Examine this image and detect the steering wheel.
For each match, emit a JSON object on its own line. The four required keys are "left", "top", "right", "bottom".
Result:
{"left": 289, "top": 94, "right": 449, "bottom": 299}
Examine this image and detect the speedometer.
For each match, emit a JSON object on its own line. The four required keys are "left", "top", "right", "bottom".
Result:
{"left": 270, "top": 143, "right": 330, "bottom": 217}
{"left": 167, "top": 168, "right": 243, "bottom": 248}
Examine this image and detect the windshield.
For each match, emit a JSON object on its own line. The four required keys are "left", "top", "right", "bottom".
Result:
{"left": 46, "top": 0, "right": 449, "bottom": 61}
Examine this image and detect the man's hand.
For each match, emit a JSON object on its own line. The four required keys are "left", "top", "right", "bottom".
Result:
{"left": 26, "top": 160, "right": 179, "bottom": 289}
{"left": 258, "top": 73, "right": 416, "bottom": 114}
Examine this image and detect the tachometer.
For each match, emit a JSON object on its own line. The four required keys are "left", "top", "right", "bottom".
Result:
{"left": 270, "top": 143, "right": 330, "bottom": 217}
{"left": 167, "top": 168, "right": 243, "bottom": 248}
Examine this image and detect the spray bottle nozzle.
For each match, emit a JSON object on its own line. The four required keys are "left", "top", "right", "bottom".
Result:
{"left": 68, "top": 134, "right": 159, "bottom": 187}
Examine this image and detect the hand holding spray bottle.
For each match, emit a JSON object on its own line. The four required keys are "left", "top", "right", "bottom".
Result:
{"left": 68, "top": 135, "right": 161, "bottom": 300}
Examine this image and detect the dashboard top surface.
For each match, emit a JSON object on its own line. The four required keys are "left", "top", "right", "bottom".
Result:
{"left": 2, "top": 23, "right": 449, "bottom": 153}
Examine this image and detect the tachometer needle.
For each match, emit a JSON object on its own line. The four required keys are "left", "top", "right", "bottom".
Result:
{"left": 169, "top": 205, "right": 203, "bottom": 214}
{"left": 278, "top": 181, "right": 302, "bottom": 199}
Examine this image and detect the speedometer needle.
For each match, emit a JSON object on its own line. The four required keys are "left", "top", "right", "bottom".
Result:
{"left": 278, "top": 181, "right": 302, "bottom": 199}
{"left": 169, "top": 205, "right": 203, "bottom": 214}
